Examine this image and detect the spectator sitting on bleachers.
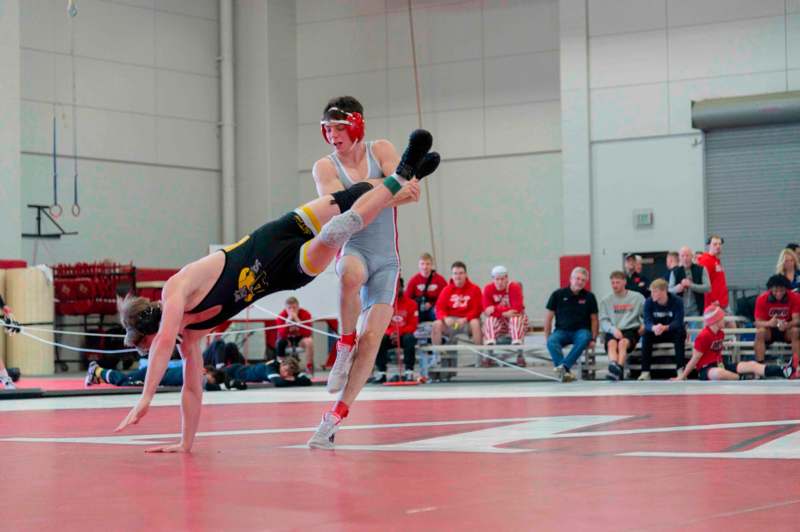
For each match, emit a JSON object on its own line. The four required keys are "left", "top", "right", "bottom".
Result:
{"left": 85, "top": 359, "right": 184, "bottom": 388}
{"left": 372, "top": 278, "right": 419, "bottom": 384}
{"left": 625, "top": 254, "right": 650, "bottom": 298}
{"left": 275, "top": 296, "right": 315, "bottom": 374}
{"left": 599, "top": 271, "right": 644, "bottom": 381}
{"left": 669, "top": 246, "right": 711, "bottom": 317}
{"left": 432, "top": 261, "right": 483, "bottom": 346}
{"left": 639, "top": 279, "right": 685, "bottom": 381}
{"left": 205, "top": 356, "right": 311, "bottom": 390}
{"left": 674, "top": 305, "right": 795, "bottom": 381}
{"left": 203, "top": 339, "right": 246, "bottom": 369}
{"left": 482, "top": 265, "right": 527, "bottom": 354}
{"left": 776, "top": 248, "right": 799, "bottom": 292}
{"left": 754, "top": 275, "right": 799, "bottom": 366}
{"left": 544, "top": 267, "right": 598, "bottom": 383}
{"left": 696, "top": 235, "right": 729, "bottom": 311}
{"left": 405, "top": 252, "right": 448, "bottom": 323}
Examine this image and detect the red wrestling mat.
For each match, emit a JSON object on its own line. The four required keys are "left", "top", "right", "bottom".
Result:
{"left": 16, "top": 377, "right": 122, "bottom": 391}
{"left": 1, "top": 393, "right": 800, "bottom": 531}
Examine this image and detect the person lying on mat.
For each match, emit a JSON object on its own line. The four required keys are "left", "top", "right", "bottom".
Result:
{"left": 112, "top": 129, "right": 439, "bottom": 453}
{"left": 204, "top": 356, "right": 312, "bottom": 391}
{"left": 85, "top": 359, "right": 184, "bottom": 388}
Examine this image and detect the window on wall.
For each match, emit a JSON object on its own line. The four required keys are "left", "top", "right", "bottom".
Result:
{"left": 704, "top": 123, "right": 800, "bottom": 290}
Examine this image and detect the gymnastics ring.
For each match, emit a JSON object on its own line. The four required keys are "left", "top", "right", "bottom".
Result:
{"left": 71, "top": 204, "right": 81, "bottom": 217}
{"left": 50, "top": 203, "right": 63, "bottom": 218}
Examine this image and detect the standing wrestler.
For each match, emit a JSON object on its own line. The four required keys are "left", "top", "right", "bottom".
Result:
{"left": 309, "top": 96, "right": 435, "bottom": 449}
{"left": 113, "top": 129, "right": 438, "bottom": 452}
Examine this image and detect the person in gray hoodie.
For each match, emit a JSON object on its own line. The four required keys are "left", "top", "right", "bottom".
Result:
{"left": 599, "top": 271, "right": 645, "bottom": 381}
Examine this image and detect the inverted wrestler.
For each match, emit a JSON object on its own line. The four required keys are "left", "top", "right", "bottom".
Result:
{"left": 113, "top": 129, "right": 439, "bottom": 453}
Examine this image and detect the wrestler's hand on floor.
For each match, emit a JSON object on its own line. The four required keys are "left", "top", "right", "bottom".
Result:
{"left": 114, "top": 397, "right": 151, "bottom": 432}
{"left": 145, "top": 442, "right": 190, "bottom": 454}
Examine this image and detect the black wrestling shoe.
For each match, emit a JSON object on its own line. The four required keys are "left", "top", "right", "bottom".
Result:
{"left": 395, "top": 129, "right": 433, "bottom": 179}
{"left": 415, "top": 152, "right": 440, "bottom": 180}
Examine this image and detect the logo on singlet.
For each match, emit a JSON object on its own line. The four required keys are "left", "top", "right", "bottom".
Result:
{"left": 235, "top": 259, "right": 268, "bottom": 303}
{"left": 293, "top": 214, "right": 313, "bottom": 236}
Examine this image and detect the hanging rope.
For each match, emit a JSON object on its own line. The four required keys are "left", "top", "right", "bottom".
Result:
{"left": 68, "top": 6, "right": 81, "bottom": 217}
{"left": 407, "top": 0, "right": 437, "bottom": 266}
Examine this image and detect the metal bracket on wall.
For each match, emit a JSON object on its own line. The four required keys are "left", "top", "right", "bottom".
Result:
{"left": 21, "top": 204, "right": 78, "bottom": 239}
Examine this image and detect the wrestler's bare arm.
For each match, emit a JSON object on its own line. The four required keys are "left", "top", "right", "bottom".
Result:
{"left": 372, "top": 139, "right": 419, "bottom": 206}
{"left": 313, "top": 158, "right": 346, "bottom": 196}
{"left": 114, "top": 277, "right": 187, "bottom": 432}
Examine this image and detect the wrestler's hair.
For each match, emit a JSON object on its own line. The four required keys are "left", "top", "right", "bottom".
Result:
{"left": 609, "top": 270, "right": 626, "bottom": 280}
{"left": 280, "top": 355, "right": 302, "bottom": 375}
{"left": 323, "top": 96, "right": 363, "bottom": 120}
{"left": 419, "top": 252, "right": 433, "bottom": 262}
{"left": 117, "top": 293, "right": 153, "bottom": 347}
{"left": 285, "top": 296, "right": 299, "bottom": 306}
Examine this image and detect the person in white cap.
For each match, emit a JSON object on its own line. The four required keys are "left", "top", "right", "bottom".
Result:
{"left": 482, "top": 265, "right": 528, "bottom": 354}
{"left": 673, "top": 304, "right": 795, "bottom": 381}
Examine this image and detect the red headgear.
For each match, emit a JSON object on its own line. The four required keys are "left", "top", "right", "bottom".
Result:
{"left": 320, "top": 107, "right": 365, "bottom": 144}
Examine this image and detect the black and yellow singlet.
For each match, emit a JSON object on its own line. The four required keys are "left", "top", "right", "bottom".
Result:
{"left": 185, "top": 211, "right": 317, "bottom": 330}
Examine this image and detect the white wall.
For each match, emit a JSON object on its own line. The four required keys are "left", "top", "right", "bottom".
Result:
{"left": 234, "top": 0, "right": 298, "bottom": 235}
{"left": 295, "top": 0, "right": 562, "bottom": 318}
{"left": 17, "top": 0, "right": 221, "bottom": 267}
{"left": 560, "top": 0, "right": 799, "bottom": 299}
{"left": 0, "top": 0, "right": 22, "bottom": 259}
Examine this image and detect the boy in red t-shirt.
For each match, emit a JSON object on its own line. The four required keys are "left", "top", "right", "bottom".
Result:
{"left": 754, "top": 275, "right": 799, "bottom": 365}
{"left": 674, "top": 305, "right": 794, "bottom": 381}
{"left": 372, "top": 278, "right": 419, "bottom": 383}
{"left": 432, "top": 261, "right": 483, "bottom": 346}
{"left": 275, "top": 296, "right": 315, "bottom": 374}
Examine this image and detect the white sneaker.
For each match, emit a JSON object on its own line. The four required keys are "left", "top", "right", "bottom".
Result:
{"left": 638, "top": 371, "right": 651, "bottom": 381}
{"left": 511, "top": 339, "right": 523, "bottom": 345}
{"left": 307, "top": 412, "right": 341, "bottom": 450}
{"left": 0, "top": 375, "right": 15, "bottom": 390}
{"left": 84, "top": 361, "right": 100, "bottom": 387}
{"left": 485, "top": 339, "right": 496, "bottom": 346}
{"left": 327, "top": 341, "right": 355, "bottom": 394}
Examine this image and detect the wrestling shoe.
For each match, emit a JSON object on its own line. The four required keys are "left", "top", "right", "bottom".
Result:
{"left": 637, "top": 371, "right": 651, "bottom": 381}
{"left": 84, "top": 361, "right": 100, "bottom": 387}
{"left": 395, "top": 129, "right": 433, "bottom": 180}
{"left": 326, "top": 340, "right": 355, "bottom": 394}
{"left": 307, "top": 412, "right": 341, "bottom": 450}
